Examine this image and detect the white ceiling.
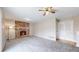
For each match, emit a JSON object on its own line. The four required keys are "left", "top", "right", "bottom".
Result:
{"left": 55, "top": 7, "right": 79, "bottom": 19}
{"left": 2, "top": 7, "right": 79, "bottom": 22}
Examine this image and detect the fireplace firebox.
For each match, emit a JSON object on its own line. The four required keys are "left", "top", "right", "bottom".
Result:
{"left": 20, "top": 31, "right": 26, "bottom": 36}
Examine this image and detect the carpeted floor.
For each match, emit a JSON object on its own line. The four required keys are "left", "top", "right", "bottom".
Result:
{"left": 4, "top": 36, "right": 79, "bottom": 52}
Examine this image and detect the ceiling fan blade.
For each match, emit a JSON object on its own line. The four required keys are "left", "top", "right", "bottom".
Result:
{"left": 51, "top": 11, "right": 55, "bottom": 13}
{"left": 51, "top": 11, "right": 56, "bottom": 13}
{"left": 39, "top": 9, "right": 46, "bottom": 11}
{"left": 49, "top": 9, "right": 56, "bottom": 13}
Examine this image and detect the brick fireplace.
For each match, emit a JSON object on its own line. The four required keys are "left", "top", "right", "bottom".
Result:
{"left": 15, "top": 21, "right": 29, "bottom": 38}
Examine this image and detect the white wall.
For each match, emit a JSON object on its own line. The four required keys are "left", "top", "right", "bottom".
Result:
{"left": 57, "top": 17, "right": 79, "bottom": 43}
{"left": 74, "top": 17, "right": 79, "bottom": 41}
{"left": 0, "top": 9, "right": 16, "bottom": 51}
{"left": 2, "top": 11, "right": 8, "bottom": 50}
{"left": 0, "top": 8, "right": 9, "bottom": 51}
{"left": 57, "top": 19, "right": 75, "bottom": 42}
{"left": 58, "top": 19, "right": 75, "bottom": 41}
{"left": 3, "top": 9, "right": 16, "bottom": 40}
{"left": 73, "top": 17, "right": 79, "bottom": 46}
{"left": 29, "top": 23, "right": 34, "bottom": 36}
{"left": 2, "top": 18, "right": 9, "bottom": 51}
{"left": 57, "top": 17, "right": 79, "bottom": 47}
{"left": 0, "top": 8, "right": 3, "bottom": 51}
{"left": 33, "top": 15, "right": 56, "bottom": 40}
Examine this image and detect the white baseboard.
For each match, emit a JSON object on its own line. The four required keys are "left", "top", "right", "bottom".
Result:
{"left": 33, "top": 35, "right": 56, "bottom": 41}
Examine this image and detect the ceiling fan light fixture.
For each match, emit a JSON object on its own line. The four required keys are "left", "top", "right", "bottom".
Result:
{"left": 45, "top": 11, "right": 50, "bottom": 15}
{"left": 39, "top": 7, "right": 56, "bottom": 16}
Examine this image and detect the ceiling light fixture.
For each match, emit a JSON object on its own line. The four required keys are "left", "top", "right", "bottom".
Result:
{"left": 39, "top": 7, "right": 56, "bottom": 16}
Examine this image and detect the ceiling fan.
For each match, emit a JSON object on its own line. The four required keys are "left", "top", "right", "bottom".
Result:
{"left": 39, "top": 7, "right": 56, "bottom": 16}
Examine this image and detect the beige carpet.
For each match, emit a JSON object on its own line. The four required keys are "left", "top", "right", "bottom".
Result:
{"left": 4, "top": 36, "right": 79, "bottom": 52}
